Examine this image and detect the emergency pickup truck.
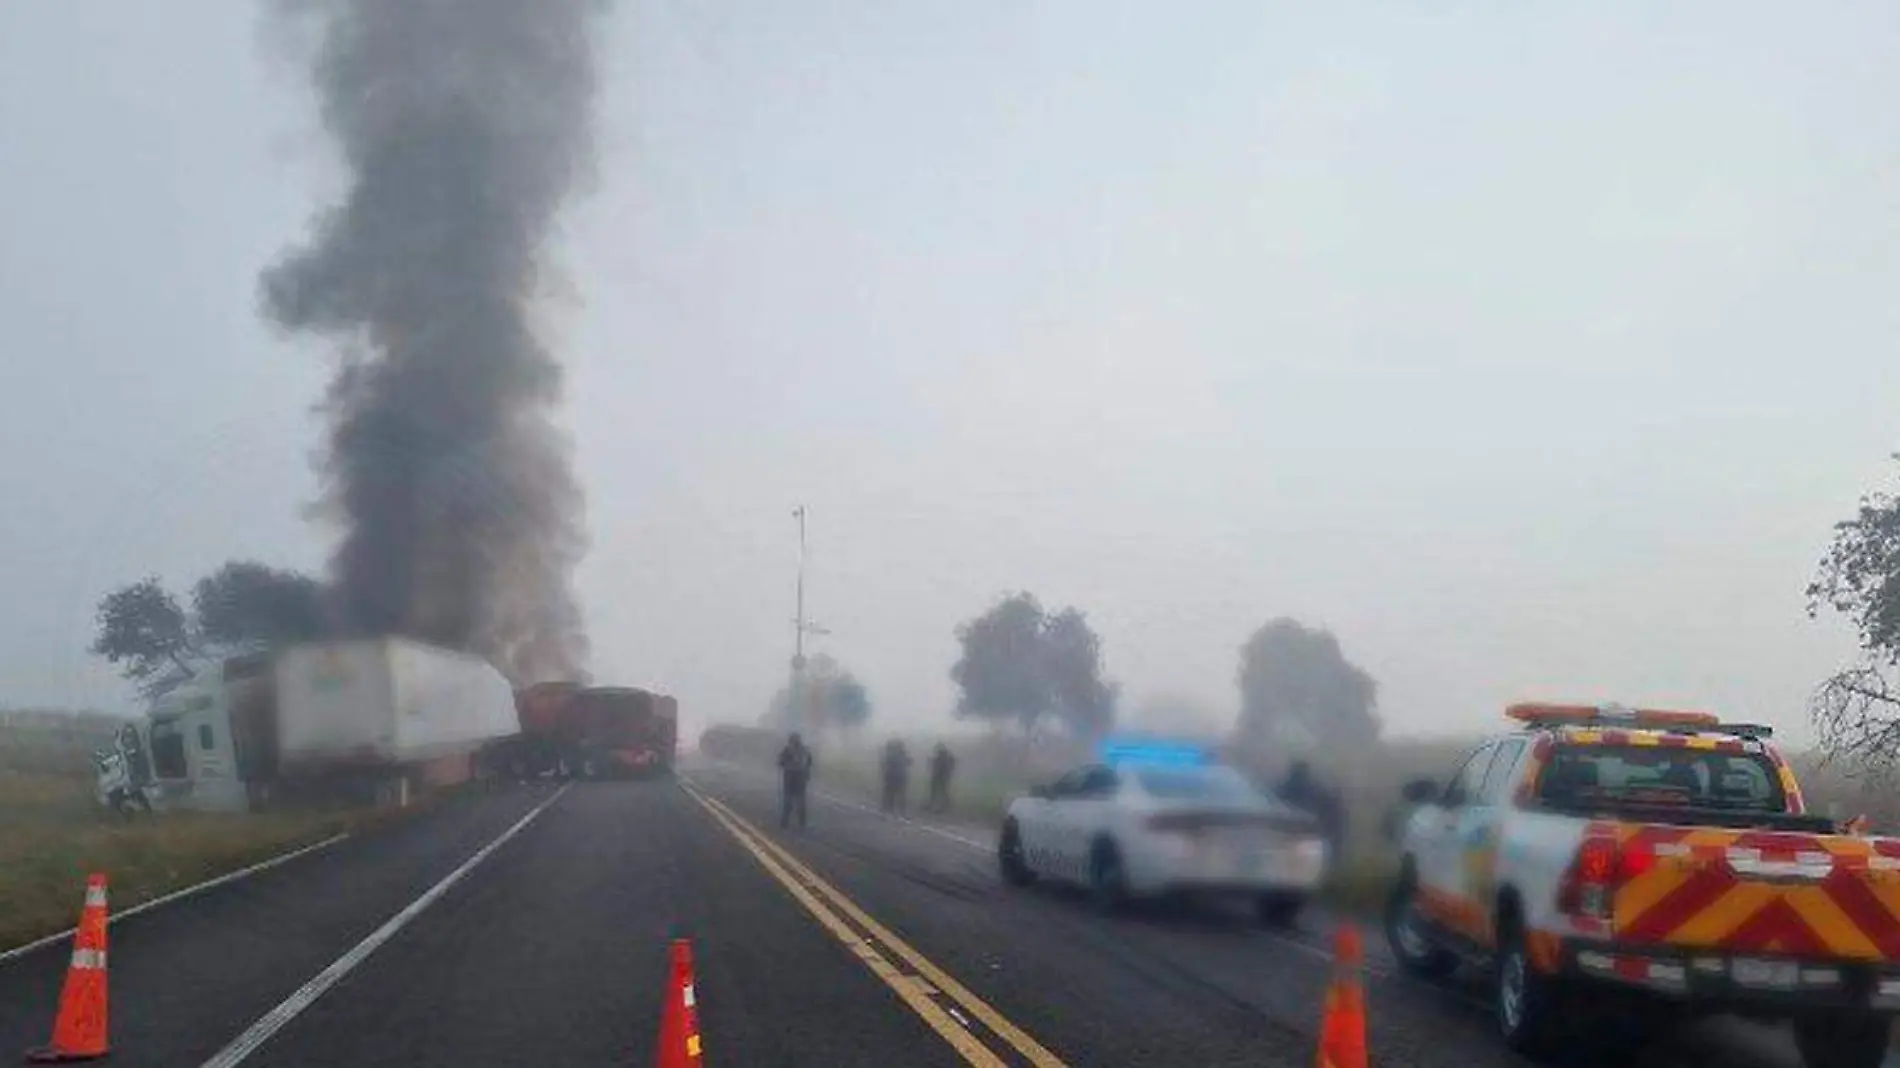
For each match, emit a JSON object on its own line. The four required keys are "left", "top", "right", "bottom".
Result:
{"left": 1387, "top": 703, "right": 1900, "bottom": 1068}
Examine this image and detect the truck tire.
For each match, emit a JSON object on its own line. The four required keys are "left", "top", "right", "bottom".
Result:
{"left": 1385, "top": 868, "right": 1456, "bottom": 978}
{"left": 1795, "top": 1010, "right": 1891, "bottom": 1068}
{"left": 1495, "top": 916, "right": 1567, "bottom": 1058}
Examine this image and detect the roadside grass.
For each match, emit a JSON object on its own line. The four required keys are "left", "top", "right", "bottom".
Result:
{"left": 0, "top": 772, "right": 362, "bottom": 950}
{"left": 812, "top": 751, "right": 1017, "bottom": 827}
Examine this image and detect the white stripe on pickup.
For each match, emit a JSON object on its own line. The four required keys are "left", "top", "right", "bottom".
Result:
{"left": 1725, "top": 848, "right": 1835, "bottom": 881}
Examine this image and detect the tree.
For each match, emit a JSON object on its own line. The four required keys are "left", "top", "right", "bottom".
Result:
{"left": 1042, "top": 607, "right": 1117, "bottom": 735}
{"left": 765, "top": 654, "right": 874, "bottom": 732}
{"left": 93, "top": 562, "right": 329, "bottom": 696}
{"left": 1808, "top": 465, "right": 1900, "bottom": 769}
{"left": 193, "top": 561, "right": 328, "bottom": 648}
{"left": 90, "top": 577, "right": 196, "bottom": 689}
{"left": 1235, "top": 618, "right": 1379, "bottom": 753}
{"left": 951, "top": 593, "right": 1052, "bottom": 731}
{"left": 950, "top": 592, "right": 1117, "bottom": 736}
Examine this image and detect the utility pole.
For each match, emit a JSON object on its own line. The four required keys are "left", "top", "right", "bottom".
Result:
{"left": 791, "top": 505, "right": 810, "bottom": 732}
{"left": 793, "top": 506, "right": 808, "bottom": 670}
{"left": 789, "top": 505, "right": 830, "bottom": 732}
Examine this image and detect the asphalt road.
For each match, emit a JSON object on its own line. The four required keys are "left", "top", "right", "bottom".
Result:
{"left": 0, "top": 764, "right": 1865, "bottom": 1066}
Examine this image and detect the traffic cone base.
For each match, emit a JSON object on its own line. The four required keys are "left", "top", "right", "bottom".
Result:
{"left": 25, "top": 875, "right": 110, "bottom": 1063}
{"left": 656, "top": 938, "right": 703, "bottom": 1068}
{"left": 1315, "top": 924, "right": 1366, "bottom": 1068}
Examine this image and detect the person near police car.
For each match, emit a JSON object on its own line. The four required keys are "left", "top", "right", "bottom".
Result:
{"left": 777, "top": 732, "right": 815, "bottom": 829}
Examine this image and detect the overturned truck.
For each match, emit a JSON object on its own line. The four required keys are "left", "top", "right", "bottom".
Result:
{"left": 97, "top": 637, "right": 519, "bottom": 814}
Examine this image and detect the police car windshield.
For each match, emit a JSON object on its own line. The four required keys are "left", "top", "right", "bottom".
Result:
{"left": 1132, "top": 766, "right": 1257, "bottom": 802}
{"left": 1539, "top": 745, "right": 1786, "bottom": 813}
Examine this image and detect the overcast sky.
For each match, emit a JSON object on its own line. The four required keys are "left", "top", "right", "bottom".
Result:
{"left": 5, "top": 2, "right": 1898, "bottom": 744}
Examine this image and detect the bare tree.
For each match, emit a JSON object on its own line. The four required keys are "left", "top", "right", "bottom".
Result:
{"left": 1809, "top": 461, "right": 1900, "bottom": 769}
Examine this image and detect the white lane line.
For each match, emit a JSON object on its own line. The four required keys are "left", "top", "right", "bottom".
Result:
{"left": 0, "top": 832, "right": 351, "bottom": 966}
{"left": 808, "top": 788, "right": 993, "bottom": 852}
{"left": 198, "top": 784, "right": 571, "bottom": 1068}
{"left": 687, "top": 762, "right": 993, "bottom": 852}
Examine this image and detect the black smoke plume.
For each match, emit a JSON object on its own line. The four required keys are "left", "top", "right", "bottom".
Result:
{"left": 260, "top": 0, "right": 607, "bottom": 682}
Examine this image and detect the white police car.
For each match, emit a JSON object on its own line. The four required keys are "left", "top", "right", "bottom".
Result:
{"left": 998, "top": 740, "right": 1329, "bottom": 924}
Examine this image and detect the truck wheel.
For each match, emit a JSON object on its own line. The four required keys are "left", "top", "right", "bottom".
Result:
{"left": 1795, "top": 1010, "right": 1891, "bottom": 1068}
{"left": 1385, "top": 869, "right": 1456, "bottom": 978}
{"left": 1495, "top": 918, "right": 1567, "bottom": 1057}
{"left": 999, "top": 819, "right": 1034, "bottom": 887}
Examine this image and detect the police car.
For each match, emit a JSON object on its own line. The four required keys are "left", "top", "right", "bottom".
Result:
{"left": 998, "top": 740, "right": 1329, "bottom": 924}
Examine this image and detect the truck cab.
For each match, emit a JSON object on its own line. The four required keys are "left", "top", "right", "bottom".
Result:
{"left": 97, "top": 679, "right": 252, "bottom": 813}
{"left": 1388, "top": 703, "right": 1900, "bottom": 1068}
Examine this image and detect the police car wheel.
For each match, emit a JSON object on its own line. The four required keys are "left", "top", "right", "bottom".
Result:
{"left": 1254, "top": 891, "right": 1303, "bottom": 928}
{"left": 1089, "top": 840, "right": 1129, "bottom": 912}
{"left": 999, "top": 820, "right": 1035, "bottom": 887}
{"left": 1794, "top": 1010, "right": 1891, "bottom": 1068}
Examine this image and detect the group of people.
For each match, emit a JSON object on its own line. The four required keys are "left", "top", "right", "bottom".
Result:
{"left": 876, "top": 738, "right": 956, "bottom": 815}
{"left": 774, "top": 733, "right": 958, "bottom": 829}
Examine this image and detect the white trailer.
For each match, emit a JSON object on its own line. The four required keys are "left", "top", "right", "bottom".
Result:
{"left": 97, "top": 638, "right": 518, "bottom": 813}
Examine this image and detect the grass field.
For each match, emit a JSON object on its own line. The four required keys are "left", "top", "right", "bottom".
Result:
{"left": 0, "top": 712, "right": 405, "bottom": 950}
{"left": 0, "top": 771, "right": 364, "bottom": 949}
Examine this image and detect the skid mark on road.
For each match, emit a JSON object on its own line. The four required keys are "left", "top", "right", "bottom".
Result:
{"left": 685, "top": 783, "right": 1070, "bottom": 1068}
{"left": 198, "top": 784, "right": 571, "bottom": 1068}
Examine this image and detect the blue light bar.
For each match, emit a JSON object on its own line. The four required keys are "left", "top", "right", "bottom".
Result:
{"left": 1098, "top": 738, "right": 1209, "bottom": 768}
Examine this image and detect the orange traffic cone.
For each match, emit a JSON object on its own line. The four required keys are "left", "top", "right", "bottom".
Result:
{"left": 26, "top": 874, "right": 110, "bottom": 1063}
{"left": 1316, "top": 924, "right": 1366, "bottom": 1068}
{"left": 655, "top": 938, "right": 703, "bottom": 1068}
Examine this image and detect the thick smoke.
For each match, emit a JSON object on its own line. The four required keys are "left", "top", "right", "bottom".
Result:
{"left": 261, "top": 0, "right": 607, "bottom": 683}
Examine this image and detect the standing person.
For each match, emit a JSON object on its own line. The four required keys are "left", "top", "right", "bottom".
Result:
{"left": 1278, "top": 760, "right": 1345, "bottom": 871}
{"left": 777, "top": 732, "right": 815, "bottom": 829}
{"left": 880, "top": 739, "right": 913, "bottom": 814}
{"left": 927, "top": 743, "right": 957, "bottom": 813}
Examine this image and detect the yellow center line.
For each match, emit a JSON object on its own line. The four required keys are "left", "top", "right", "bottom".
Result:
{"left": 684, "top": 785, "right": 1012, "bottom": 1067}
{"left": 689, "top": 786, "right": 1071, "bottom": 1068}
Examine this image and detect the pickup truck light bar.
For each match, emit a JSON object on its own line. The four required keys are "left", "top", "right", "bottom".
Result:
{"left": 1506, "top": 703, "right": 1723, "bottom": 731}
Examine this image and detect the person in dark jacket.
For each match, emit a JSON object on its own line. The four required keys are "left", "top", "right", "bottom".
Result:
{"left": 880, "top": 739, "right": 913, "bottom": 814}
{"left": 926, "top": 743, "right": 957, "bottom": 813}
{"left": 778, "top": 732, "right": 815, "bottom": 829}
{"left": 1278, "top": 760, "right": 1345, "bottom": 869}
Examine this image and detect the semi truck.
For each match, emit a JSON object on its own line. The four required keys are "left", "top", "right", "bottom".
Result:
{"left": 568, "top": 686, "right": 677, "bottom": 778}
{"left": 488, "top": 684, "right": 678, "bottom": 779}
{"left": 95, "top": 637, "right": 518, "bottom": 814}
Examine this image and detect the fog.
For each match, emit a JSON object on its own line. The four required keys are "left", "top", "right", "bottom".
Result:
{"left": 4, "top": 2, "right": 1897, "bottom": 746}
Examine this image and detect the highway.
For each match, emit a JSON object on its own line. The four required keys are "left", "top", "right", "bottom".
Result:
{"left": 0, "top": 765, "right": 1851, "bottom": 1066}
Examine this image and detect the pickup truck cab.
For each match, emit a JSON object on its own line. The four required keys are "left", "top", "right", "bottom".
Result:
{"left": 1388, "top": 703, "right": 1900, "bottom": 1068}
